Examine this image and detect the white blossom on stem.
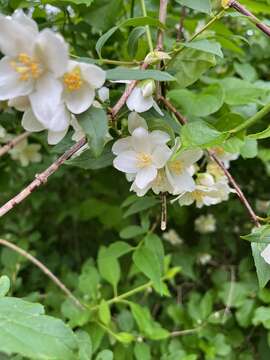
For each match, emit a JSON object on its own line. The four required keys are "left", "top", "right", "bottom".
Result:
{"left": 211, "top": 146, "right": 239, "bottom": 168}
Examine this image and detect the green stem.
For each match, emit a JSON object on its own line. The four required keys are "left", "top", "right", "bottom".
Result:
{"left": 169, "top": 9, "right": 225, "bottom": 60}
{"left": 140, "top": 0, "right": 154, "bottom": 52}
{"left": 230, "top": 102, "right": 270, "bottom": 134}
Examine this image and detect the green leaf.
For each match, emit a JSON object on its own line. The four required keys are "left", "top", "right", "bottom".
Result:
{"left": 67, "top": 144, "right": 113, "bottom": 170}
{"left": 106, "top": 241, "right": 133, "bottom": 258}
{"left": 106, "top": 68, "right": 175, "bottom": 82}
{"left": 61, "top": 299, "right": 91, "bottom": 328}
{"left": 123, "top": 196, "right": 159, "bottom": 218}
{"left": 252, "top": 243, "right": 270, "bottom": 288}
{"left": 181, "top": 120, "right": 227, "bottom": 149}
{"left": 115, "top": 332, "right": 135, "bottom": 344}
{"left": 98, "top": 300, "right": 111, "bottom": 325}
{"left": 0, "top": 297, "right": 77, "bottom": 359}
{"left": 242, "top": 225, "right": 270, "bottom": 244}
{"left": 240, "top": 139, "right": 258, "bottom": 159}
{"left": 78, "top": 263, "right": 100, "bottom": 299}
{"left": 168, "top": 84, "right": 224, "bottom": 117}
{"left": 132, "top": 237, "right": 164, "bottom": 294}
{"left": 96, "top": 349, "right": 113, "bottom": 360}
{"left": 252, "top": 306, "right": 270, "bottom": 329}
{"left": 75, "top": 330, "right": 92, "bottom": 360}
{"left": 78, "top": 107, "right": 108, "bottom": 158}
{"left": 96, "top": 16, "right": 165, "bottom": 57}
{"left": 248, "top": 126, "right": 270, "bottom": 140}
{"left": 97, "top": 246, "right": 120, "bottom": 291}
{"left": 0, "top": 276, "right": 10, "bottom": 297}
{"left": 134, "top": 343, "right": 151, "bottom": 360}
{"left": 130, "top": 303, "right": 169, "bottom": 340}
{"left": 168, "top": 48, "right": 216, "bottom": 88}
{"left": 128, "top": 27, "right": 145, "bottom": 58}
{"left": 175, "top": 0, "right": 211, "bottom": 13}
{"left": 120, "top": 225, "right": 146, "bottom": 239}
{"left": 182, "top": 39, "right": 223, "bottom": 58}
{"left": 68, "top": 0, "right": 94, "bottom": 5}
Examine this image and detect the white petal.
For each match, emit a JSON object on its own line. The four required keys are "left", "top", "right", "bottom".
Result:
{"left": 128, "top": 112, "right": 148, "bottom": 134}
{"left": 166, "top": 168, "right": 196, "bottom": 194}
{"left": 112, "top": 137, "right": 132, "bottom": 155}
{"left": 64, "top": 84, "right": 95, "bottom": 114}
{"left": 152, "top": 100, "right": 164, "bottom": 116}
{"left": 126, "top": 87, "right": 153, "bottom": 113}
{"left": 0, "top": 57, "right": 34, "bottom": 99}
{"left": 178, "top": 192, "right": 195, "bottom": 206}
{"left": 261, "top": 245, "right": 270, "bottom": 265}
{"left": 113, "top": 151, "right": 139, "bottom": 173}
{"left": 22, "top": 108, "right": 45, "bottom": 132}
{"left": 150, "top": 130, "right": 170, "bottom": 144}
{"left": 0, "top": 15, "right": 36, "bottom": 56}
{"left": 47, "top": 128, "right": 68, "bottom": 145}
{"left": 135, "top": 166, "right": 157, "bottom": 189}
{"left": 80, "top": 63, "right": 106, "bottom": 89}
{"left": 8, "top": 96, "right": 30, "bottom": 111}
{"left": 152, "top": 145, "right": 172, "bottom": 168}
{"left": 34, "top": 29, "right": 69, "bottom": 77}
{"left": 131, "top": 127, "right": 151, "bottom": 153}
{"left": 178, "top": 149, "right": 203, "bottom": 167}
{"left": 49, "top": 105, "right": 70, "bottom": 132}
{"left": 12, "top": 10, "right": 39, "bottom": 34}
{"left": 130, "top": 180, "right": 151, "bottom": 197}
{"left": 29, "top": 74, "right": 63, "bottom": 128}
{"left": 98, "top": 87, "right": 110, "bottom": 102}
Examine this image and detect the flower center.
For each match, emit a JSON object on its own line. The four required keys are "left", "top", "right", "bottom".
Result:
{"left": 64, "top": 67, "right": 83, "bottom": 91}
{"left": 169, "top": 160, "right": 183, "bottom": 175}
{"left": 10, "top": 53, "right": 43, "bottom": 81}
{"left": 137, "top": 153, "right": 152, "bottom": 168}
{"left": 193, "top": 190, "right": 204, "bottom": 201}
{"left": 213, "top": 146, "right": 225, "bottom": 156}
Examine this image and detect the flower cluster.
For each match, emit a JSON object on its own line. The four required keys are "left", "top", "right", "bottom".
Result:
{"left": 0, "top": 10, "right": 105, "bottom": 144}
{"left": 112, "top": 112, "right": 238, "bottom": 208}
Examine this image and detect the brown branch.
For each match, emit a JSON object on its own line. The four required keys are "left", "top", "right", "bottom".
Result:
{"left": 157, "top": 0, "right": 168, "bottom": 50}
{"left": 0, "top": 137, "right": 87, "bottom": 217}
{"left": 0, "top": 238, "right": 84, "bottom": 309}
{"left": 0, "top": 132, "right": 30, "bottom": 157}
{"left": 159, "top": 96, "right": 260, "bottom": 227}
{"left": 176, "top": 6, "right": 186, "bottom": 42}
{"left": 228, "top": 0, "right": 270, "bottom": 38}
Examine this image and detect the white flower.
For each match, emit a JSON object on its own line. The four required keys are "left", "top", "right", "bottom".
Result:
{"left": 165, "top": 139, "right": 203, "bottom": 195}
{"left": 9, "top": 96, "right": 70, "bottom": 145}
{"left": 211, "top": 146, "right": 239, "bottom": 168}
{"left": 62, "top": 60, "right": 105, "bottom": 114}
{"left": 261, "top": 244, "right": 270, "bottom": 265}
{"left": 176, "top": 173, "right": 233, "bottom": 208}
{"left": 163, "top": 229, "right": 183, "bottom": 246}
{"left": 0, "top": 10, "right": 69, "bottom": 130}
{"left": 9, "top": 138, "right": 42, "bottom": 166}
{"left": 195, "top": 214, "right": 216, "bottom": 234}
{"left": 256, "top": 200, "right": 270, "bottom": 214}
{"left": 198, "top": 253, "right": 212, "bottom": 265}
{"left": 112, "top": 125, "right": 172, "bottom": 189}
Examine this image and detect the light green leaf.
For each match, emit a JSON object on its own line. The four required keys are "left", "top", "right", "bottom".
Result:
{"left": 241, "top": 225, "right": 270, "bottom": 244}
{"left": 106, "top": 241, "right": 133, "bottom": 258}
{"left": 120, "top": 225, "right": 146, "bottom": 239}
{"left": 252, "top": 306, "right": 270, "bottom": 329}
{"left": 240, "top": 139, "right": 258, "bottom": 159}
{"left": 252, "top": 243, "right": 270, "bottom": 288}
{"left": 168, "top": 84, "right": 224, "bottom": 117}
{"left": 97, "top": 247, "right": 120, "bottom": 291}
{"left": 0, "top": 297, "right": 77, "bottom": 359}
{"left": 115, "top": 332, "right": 135, "bottom": 344}
{"left": 130, "top": 303, "right": 169, "bottom": 340}
{"left": 96, "top": 349, "right": 113, "bottom": 360}
{"left": 248, "top": 126, "right": 270, "bottom": 140}
{"left": 168, "top": 48, "right": 216, "bottom": 88}
{"left": 182, "top": 39, "right": 223, "bottom": 58}
{"left": 134, "top": 343, "right": 151, "bottom": 360}
{"left": 106, "top": 68, "right": 175, "bottom": 82}
{"left": 78, "top": 107, "right": 108, "bottom": 158}
{"left": 68, "top": 0, "right": 94, "bottom": 5}
{"left": 78, "top": 263, "right": 100, "bottom": 299}
{"left": 128, "top": 27, "right": 145, "bottom": 58}
{"left": 98, "top": 300, "right": 111, "bottom": 326}
{"left": 181, "top": 120, "right": 227, "bottom": 149}
{"left": 175, "top": 0, "right": 211, "bottom": 13}
{"left": 76, "top": 330, "right": 92, "bottom": 360}
{"left": 0, "top": 276, "right": 10, "bottom": 297}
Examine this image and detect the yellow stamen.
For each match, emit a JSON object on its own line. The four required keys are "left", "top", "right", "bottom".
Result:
{"left": 137, "top": 153, "right": 152, "bottom": 168}
{"left": 169, "top": 160, "right": 183, "bottom": 175}
{"left": 193, "top": 190, "right": 204, "bottom": 202}
{"left": 64, "top": 67, "right": 83, "bottom": 91}
{"left": 213, "top": 146, "right": 225, "bottom": 156}
{"left": 10, "top": 53, "right": 42, "bottom": 81}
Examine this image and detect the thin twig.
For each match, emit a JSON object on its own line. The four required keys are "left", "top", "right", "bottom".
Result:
{"left": 0, "top": 137, "right": 87, "bottom": 217}
{"left": 159, "top": 96, "right": 260, "bottom": 227}
{"left": 161, "top": 192, "right": 167, "bottom": 231}
{"left": 0, "top": 238, "right": 84, "bottom": 309}
{"left": 227, "top": 0, "right": 270, "bottom": 38}
{"left": 222, "top": 265, "right": 235, "bottom": 322}
{"left": 176, "top": 6, "right": 186, "bottom": 42}
{"left": 157, "top": 0, "right": 168, "bottom": 50}
{"left": 0, "top": 132, "right": 30, "bottom": 157}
